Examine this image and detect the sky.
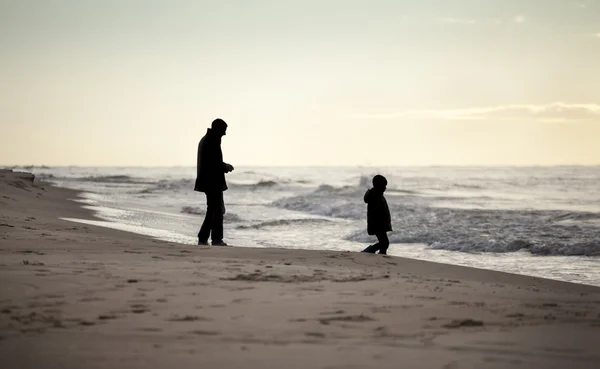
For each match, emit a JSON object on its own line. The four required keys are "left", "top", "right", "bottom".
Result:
{"left": 1, "top": 0, "right": 599, "bottom": 166}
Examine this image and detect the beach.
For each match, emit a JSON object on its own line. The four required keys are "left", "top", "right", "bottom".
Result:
{"left": 1, "top": 169, "right": 600, "bottom": 369}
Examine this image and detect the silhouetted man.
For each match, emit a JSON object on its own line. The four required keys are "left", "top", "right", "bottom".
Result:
{"left": 194, "top": 118, "right": 234, "bottom": 246}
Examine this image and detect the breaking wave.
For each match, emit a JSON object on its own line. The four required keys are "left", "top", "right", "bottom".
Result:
{"left": 138, "top": 179, "right": 193, "bottom": 193}
{"left": 271, "top": 180, "right": 422, "bottom": 220}
{"left": 550, "top": 212, "right": 600, "bottom": 222}
{"left": 346, "top": 230, "right": 600, "bottom": 256}
{"left": 139, "top": 178, "right": 291, "bottom": 194}
{"left": 272, "top": 180, "right": 600, "bottom": 257}
{"left": 229, "top": 180, "right": 279, "bottom": 189}
{"left": 74, "top": 175, "right": 155, "bottom": 184}
{"left": 180, "top": 206, "right": 242, "bottom": 222}
{"left": 236, "top": 218, "right": 333, "bottom": 230}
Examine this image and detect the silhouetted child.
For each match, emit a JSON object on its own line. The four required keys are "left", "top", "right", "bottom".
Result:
{"left": 361, "top": 175, "right": 392, "bottom": 255}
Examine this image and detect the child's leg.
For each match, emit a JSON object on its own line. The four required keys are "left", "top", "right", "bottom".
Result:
{"left": 361, "top": 233, "right": 381, "bottom": 253}
{"left": 361, "top": 244, "right": 378, "bottom": 253}
{"left": 376, "top": 232, "right": 389, "bottom": 254}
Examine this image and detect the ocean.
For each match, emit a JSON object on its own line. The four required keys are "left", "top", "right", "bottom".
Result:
{"left": 15, "top": 165, "right": 600, "bottom": 286}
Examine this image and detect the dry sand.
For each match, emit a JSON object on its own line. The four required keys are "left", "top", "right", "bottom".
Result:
{"left": 1, "top": 169, "right": 599, "bottom": 369}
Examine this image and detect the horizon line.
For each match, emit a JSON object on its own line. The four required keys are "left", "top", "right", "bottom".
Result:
{"left": 3, "top": 164, "right": 600, "bottom": 169}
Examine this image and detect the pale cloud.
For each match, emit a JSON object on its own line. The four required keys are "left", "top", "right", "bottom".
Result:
{"left": 440, "top": 15, "right": 526, "bottom": 26}
{"left": 595, "top": 32, "right": 600, "bottom": 38}
{"left": 346, "top": 103, "right": 600, "bottom": 123}
{"left": 513, "top": 15, "right": 526, "bottom": 24}
{"left": 439, "top": 17, "right": 477, "bottom": 25}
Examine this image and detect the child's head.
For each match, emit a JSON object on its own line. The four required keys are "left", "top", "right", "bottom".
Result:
{"left": 372, "top": 175, "right": 388, "bottom": 191}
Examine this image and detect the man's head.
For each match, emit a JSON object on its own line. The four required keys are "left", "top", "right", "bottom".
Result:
{"left": 372, "top": 175, "right": 388, "bottom": 191}
{"left": 211, "top": 118, "right": 228, "bottom": 136}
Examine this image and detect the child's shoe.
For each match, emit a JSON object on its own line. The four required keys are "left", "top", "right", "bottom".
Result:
{"left": 361, "top": 245, "right": 378, "bottom": 253}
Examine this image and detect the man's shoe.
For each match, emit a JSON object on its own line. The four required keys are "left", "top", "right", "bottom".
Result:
{"left": 198, "top": 239, "right": 209, "bottom": 246}
{"left": 212, "top": 240, "right": 229, "bottom": 246}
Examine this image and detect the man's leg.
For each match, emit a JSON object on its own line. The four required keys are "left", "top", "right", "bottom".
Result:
{"left": 197, "top": 193, "right": 213, "bottom": 243}
{"left": 207, "top": 191, "right": 224, "bottom": 243}
{"left": 377, "top": 232, "right": 390, "bottom": 255}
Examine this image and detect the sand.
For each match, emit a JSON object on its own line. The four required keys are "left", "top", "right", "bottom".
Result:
{"left": 1, "top": 169, "right": 599, "bottom": 369}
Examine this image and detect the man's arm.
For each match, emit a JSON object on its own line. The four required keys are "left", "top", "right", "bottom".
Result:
{"left": 224, "top": 162, "right": 234, "bottom": 173}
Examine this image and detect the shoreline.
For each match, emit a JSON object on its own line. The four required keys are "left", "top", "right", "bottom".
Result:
{"left": 1, "top": 169, "right": 600, "bottom": 368}
{"left": 22, "top": 169, "right": 598, "bottom": 290}
{"left": 49, "top": 175, "right": 600, "bottom": 288}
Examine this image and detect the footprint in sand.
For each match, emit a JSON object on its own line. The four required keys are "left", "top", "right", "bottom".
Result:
{"left": 443, "top": 319, "right": 484, "bottom": 328}
{"left": 227, "top": 286, "right": 255, "bottom": 291}
{"left": 22, "top": 260, "right": 45, "bottom": 266}
{"left": 190, "top": 330, "right": 220, "bottom": 336}
{"left": 98, "top": 314, "right": 118, "bottom": 321}
{"left": 319, "top": 310, "right": 346, "bottom": 315}
{"left": 318, "top": 314, "right": 375, "bottom": 325}
{"left": 17, "top": 250, "right": 44, "bottom": 255}
{"left": 168, "top": 315, "right": 212, "bottom": 322}
{"left": 139, "top": 327, "right": 163, "bottom": 332}
{"left": 130, "top": 304, "right": 149, "bottom": 314}
{"left": 79, "top": 297, "right": 105, "bottom": 303}
{"left": 412, "top": 295, "right": 441, "bottom": 301}
{"left": 542, "top": 303, "right": 559, "bottom": 308}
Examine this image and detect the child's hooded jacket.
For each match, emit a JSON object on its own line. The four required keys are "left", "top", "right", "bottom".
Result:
{"left": 364, "top": 188, "right": 392, "bottom": 235}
